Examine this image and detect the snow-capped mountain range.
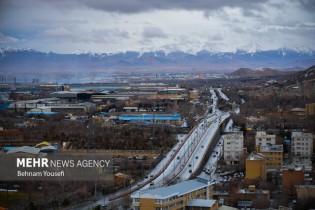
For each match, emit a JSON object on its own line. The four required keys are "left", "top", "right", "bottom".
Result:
{"left": 0, "top": 48, "right": 314, "bottom": 73}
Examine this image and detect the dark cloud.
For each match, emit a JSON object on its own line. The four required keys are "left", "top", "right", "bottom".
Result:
{"left": 298, "top": 0, "right": 315, "bottom": 11}
{"left": 50, "top": 0, "right": 270, "bottom": 13}
{"left": 142, "top": 27, "right": 167, "bottom": 39}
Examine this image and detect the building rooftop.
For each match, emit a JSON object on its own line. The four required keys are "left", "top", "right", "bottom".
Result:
{"left": 255, "top": 131, "right": 275, "bottom": 137}
{"left": 296, "top": 185, "right": 315, "bottom": 189}
{"left": 6, "top": 146, "right": 40, "bottom": 155}
{"left": 292, "top": 132, "right": 313, "bottom": 137}
{"left": 238, "top": 189, "right": 269, "bottom": 194}
{"left": 119, "top": 113, "right": 180, "bottom": 121}
{"left": 27, "top": 111, "right": 57, "bottom": 115}
{"left": 186, "top": 199, "right": 216, "bottom": 207}
{"left": 224, "top": 131, "right": 243, "bottom": 138}
{"left": 260, "top": 145, "right": 283, "bottom": 152}
{"left": 247, "top": 153, "right": 265, "bottom": 161}
{"left": 131, "top": 178, "right": 209, "bottom": 199}
{"left": 218, "top": 205, "right": 238, "bottom": 210}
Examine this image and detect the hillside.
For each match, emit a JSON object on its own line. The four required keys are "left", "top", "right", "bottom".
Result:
{"left": 228, "top": 67, "right": 292, "bottom": 78}
{"left": 286, "top": 65, "right": 315, "bottom": 82}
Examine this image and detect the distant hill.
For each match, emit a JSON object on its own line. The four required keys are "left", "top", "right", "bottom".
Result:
{"left": 0, "top": 48, "right": 315, "bottom": 74}
{"left": 286, "top": 65, "right": 315, "bottom": 82}
{"left": 228, "top": 67, "right": 292, "bottom": 78}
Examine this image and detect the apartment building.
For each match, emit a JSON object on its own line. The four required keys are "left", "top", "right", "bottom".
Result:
{"left": 282, "top": 167, "right": 304, "bottom": 195}
{"left": 291, "top": 132, "right": 313, "bottom": 160}
{"left": 255, "top": 131, "right": 276, "bottom": 147}
{"left": 237, "top": 185, "right": 270, "bottom": 209}
{"left": 131, "top": 177, "right": 214, "bottom": 210}
{"left": 246, "top": 153, "right": 267, "bottom": 180}
{"left": 259, "top": 145, "right": 283, "bottom": 169}
{"left": 223, "top": 131, "right": 244, "bottom": 165}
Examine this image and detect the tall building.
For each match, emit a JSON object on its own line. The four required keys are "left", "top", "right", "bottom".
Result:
{"left": 291, "top": 132, "right": 313, "bottom": 161}
{"left": 131, "top": 177, "right": 214, "bottom": 210}
{"left": 282, "top": 167, "right": 304, "bottom": 195}
{"left": 246, "top": 153, "right": 267, "bottom": 180}
{"left": 259, "top": 145, "right": 283, "bottom": 169}
{"left": 223, "top": 131, "right": 244, "bottom": 165}
{"left": 255, "top": 131, "right": 276, "bottom": 147}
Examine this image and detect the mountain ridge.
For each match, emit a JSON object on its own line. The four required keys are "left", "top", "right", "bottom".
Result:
{"left": 0, "top": 48, "right": 315, "bottom": 73}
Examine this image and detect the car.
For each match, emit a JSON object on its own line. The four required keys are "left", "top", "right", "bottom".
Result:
{"left": 189, "top": 169, "right": 192, "bottom": 173}
{"left": 177, "top": 156, "right": 180, "bottom": 160}
{"left": 216, "top": 151, "right": 218, "bottom": 154}
{"left": 189, "top": 164, "right": 192, "bottom": 167}
{"left": 213, "top": 155, "right": 216, "bottom": 157}
{"left": 150, "top": 182, "right": 154, "bottom": 186}
{"left": 196, "top": 156, "right": 198, "bottom": 159}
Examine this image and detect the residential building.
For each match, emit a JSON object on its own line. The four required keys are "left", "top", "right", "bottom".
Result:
{"left": 255, "top": 131, "right": 276, "bottom": 147}
{"left": 296, "top": 185, "right": 315, "bottom": 200}
{"left": 246, "top": 153, "right": 267, "bottom": 180}
{"left": 131, "top": 177, "right": 214, "bottom": 210}
{"left": 282, "top": 167, "right": 304, "bottom": 195}
{"left": 237, "top": 185, "right": 270, "bottom": 209}
{"left": 291, "top": 132, "right": 313, "bottom": 161}
{"left": 223, "top": 131, "right": 244, "bottom": 165}
{"left": 259, "top": 145, "right": 283, "bottom": 169}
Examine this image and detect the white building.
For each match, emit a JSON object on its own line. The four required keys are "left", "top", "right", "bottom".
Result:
{"left": 223, "top": 131, "right": 244, "bottom": 165}
{"left": 291, "top": 132, "right": 313, "bottom": 160}
{"left": 255, "top": 131, "right": 276, "bottom": 147}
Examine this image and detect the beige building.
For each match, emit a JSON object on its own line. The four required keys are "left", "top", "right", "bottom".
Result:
{"left": 246, "top": 153, "right": 267, "bottom": 180}
{"left": 259, "top": 145, "right": 283, "bottom": 169}
{"left": 223, "top": 131, "right": 244, "bottom": 165}
{"left": 255, "top": 131, "right": 276, "bottom": 147}
{"left": 131, "top": 177, "right": 214, "bottom": 210}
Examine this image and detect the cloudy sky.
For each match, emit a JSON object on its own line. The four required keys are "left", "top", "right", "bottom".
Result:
{"left": 0, "top": 0, "right": 314, "bottom": 54}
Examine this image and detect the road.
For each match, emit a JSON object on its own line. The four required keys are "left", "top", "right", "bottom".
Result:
{"left": 76, "top": 88, "right": 230, "bottom": 209}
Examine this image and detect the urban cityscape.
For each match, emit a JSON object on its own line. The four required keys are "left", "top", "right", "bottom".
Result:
{"left": 0, "top": 1, "right": 315, "bottom": 210}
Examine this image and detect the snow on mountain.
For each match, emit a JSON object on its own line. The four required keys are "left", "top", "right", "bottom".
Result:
{"left": 0, "top": 47, "right": 314, "bottom": 73}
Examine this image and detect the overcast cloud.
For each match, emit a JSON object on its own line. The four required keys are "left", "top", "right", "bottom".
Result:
{"left": 0, "top": 0, "right": 314, "bottom": 53}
